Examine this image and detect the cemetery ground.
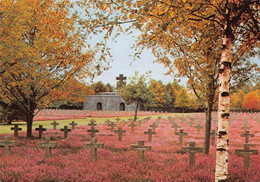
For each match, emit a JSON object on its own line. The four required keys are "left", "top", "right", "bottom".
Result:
{"left": 0, "top": 111, "right": 259, "bottom": 181}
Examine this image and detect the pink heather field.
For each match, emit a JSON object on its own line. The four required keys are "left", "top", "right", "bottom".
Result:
{"left": 33, "top": 109, "right": 162, "bottom": 120}
{"left": 0, "top": 111, "right": 259, "bottom": 181}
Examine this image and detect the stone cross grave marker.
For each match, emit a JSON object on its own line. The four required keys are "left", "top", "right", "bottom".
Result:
{"left": 115, "top": 117, "right": 121, "bottom": 122}
{"left": 240, "top": 130, "right": 254, "bottom": 143}
{"left": 114, "top": 127, "right": 126, "bottom": 141}
{"left": 155, "top": 119, "right": 160, "bottom": 125}
{"left": 235, "top": 144, "right": 258, "bottom": 169}
{"left": 241, "top": 125, "right": 251, "bottom": 132}
{"left": 105, "top": 119, "right": 111, "bottom": 126}
{"left": 182, "top": 142, "right": 203, "bottom": 166}
{"left": 194, "top": 124, "right": 203, "bottom": 134}
{"left": 172, "top": 123, "right": 181, "bottom": 134}
{"left": 120, "top": 120, "right": 127, "bottom": 127}
{"left": 85, "top": 138, "right": 104, "bottom": 162}
{"left": 128, "top": 118, "right": 133, "bottom": 122}
{"left": 176, "top": 129, "right": 188, "bottom": 144}
{"left": 189, "top": 121, "right": 194, "bottom": 126}
{"left": 87, "top": 127, "right": 99, "bottom": 138}
{"left": 108, "top": 122, "right": 116, "bottom": 132}
{"left": 137, "top": 120, "right": 143, "bottom": 127}
{"left": 149, "top": 123, "right": 158, "bottom": 132}
{"left": 35, "top": 125, "right": 47, "bottom": 139}
{"left": 129, "top": 122, "right": 137, "bottom": 133}
{"left": 198, "top": 119, "right": 202, "bottom": 124}
{"left": 88, "top": 120, "right": 97, "bottom": 128}
{"left": 0, "top": 136, "right": 16, "bottom": 155}
{"left": 210, "top": 129, "right": 217, "bottom": 145}
{"left": 146, "top": 116, "right": 151, "bottom": 122}
{"left": 143, "top": 117, "right": 148, "bottom": 123}
{"left": 60, "top": 126, "right": 71, "bottom": 139}
{"left": 89, "top": 119, "right": 97, "bottom": 124}
{"left": 11, "top": 124, "right": 22, "bottom": 137}
{"left": 144, "top": 129, "right": 156, "bottom": 142}
{"left": 69, "top": 121, "right": 78, "bottom": 130}
{"left": 169, "top": 118, "right": 175, "bottom": 124}
{"left": 38, "top": 137, "right": 57, "bottom": 159}
{"left": 116, "top": 74, "right": 127, "bottom": 87}
{"left": 130, "top": 141, "right": 151, "bottom": 164}
{"left": 51, "top": 121, "right": 59, "bottom": 130}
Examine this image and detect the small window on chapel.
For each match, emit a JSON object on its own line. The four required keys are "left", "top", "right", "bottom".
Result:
{"left": 97, "top": 102, "right": 102, "bottom": 111}
{"left": 119, "top": 102, "right": 125, "bottom": 111}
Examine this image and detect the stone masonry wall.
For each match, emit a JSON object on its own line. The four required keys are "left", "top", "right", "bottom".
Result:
{"left": 83, "top": 92, "right": 136, "bottom": 111}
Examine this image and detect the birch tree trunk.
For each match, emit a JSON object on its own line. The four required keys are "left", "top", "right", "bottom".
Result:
{"left": 215, "top": 26, "right": 233, "bottom": 181}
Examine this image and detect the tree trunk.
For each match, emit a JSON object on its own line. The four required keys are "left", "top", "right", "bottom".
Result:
{"left": 134, "top": 100, "right": 140, "bottom": 122}
{"left": 7, "top": 120, "right": 12, "bottom": 125}
{"left": 215, "top": 28, "right": 233, "bottom": 181}
{"left": 26, "top": 111, "right": 34, "bottom": 138}
{"left": 204, "top": 106, "right": 212, "bottom": 154}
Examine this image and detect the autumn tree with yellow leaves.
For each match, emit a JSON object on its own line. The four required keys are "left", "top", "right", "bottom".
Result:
{"left": 230, "top": 90, "right": 246, "bottom": 109}
{"left": 149, "top": 80, "right": 166, "bottom": 107}
{"left": 0, "top": 0, "right": 104, "bottom": 137}
{"left": 243, "top": 91, "right": 260, "bottom": 110}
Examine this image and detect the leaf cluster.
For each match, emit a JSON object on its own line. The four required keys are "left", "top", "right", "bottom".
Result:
{"left": 0, "top": 0, "right": 102, "bottom": 120}
{"left": 118, "top": 72, "right": 154, "bottom": 106}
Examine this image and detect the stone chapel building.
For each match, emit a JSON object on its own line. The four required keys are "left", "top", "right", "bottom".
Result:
{"left": 83, "top": 74, "right": 136, "bottom": 111}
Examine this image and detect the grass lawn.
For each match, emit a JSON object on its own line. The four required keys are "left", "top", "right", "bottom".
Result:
{"left": 0, "top": 113, "right": 186, "bottom": 134}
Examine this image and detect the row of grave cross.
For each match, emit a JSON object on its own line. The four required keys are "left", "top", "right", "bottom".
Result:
{"left": 0, "top": 135, "right": 152, "bottom": 164}
{"left": 2, "top": 135, "right": 258, "bottom": 168}
{"left": 34, "top": 125, "right": 74, "bottom": 139}
{"left": 2, "top": 116, "right": 258, "bottom": 168}
{"left": 236, "top": 116, "right": 258, "bottom": 169}
{"left": 169, "top": 117, "right": 219, "bottom": 145}
{"left": 87, "top": 117, "right": 154, "bottom": 163}
{"left": 168, "top": 115, "right": 258, "bottom": 168}
{"left": 9, "top": 121, "right": 78, "bottom": 139}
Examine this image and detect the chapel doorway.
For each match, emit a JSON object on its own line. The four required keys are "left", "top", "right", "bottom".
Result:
{"left": 119, "top": 102, "right": 125, "bottom": 111}
{"left": 97, "top": 102, "right": 102, "bottom": 111}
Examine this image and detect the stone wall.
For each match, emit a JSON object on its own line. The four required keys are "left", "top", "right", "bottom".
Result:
{"left": 83, "top": 92, "right": 136, "bottom": 111}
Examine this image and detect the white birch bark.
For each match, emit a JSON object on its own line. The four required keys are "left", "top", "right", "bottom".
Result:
{"left": 215, "top": 32, "right": 233, "bottom": 181}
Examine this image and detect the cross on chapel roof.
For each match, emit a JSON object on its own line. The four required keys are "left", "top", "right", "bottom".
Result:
{"left": 116, "top": 74, "right": 127, "bottom": 88}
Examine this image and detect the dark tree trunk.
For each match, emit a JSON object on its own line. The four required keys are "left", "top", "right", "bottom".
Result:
{"left": 134, "top": 100, "right": 140, "bottom": 122}
{"left": 25, "top": 103, "right": 36, "bottom": 138}
{"left": 26, "top": 112, "right": 34, "bottom": 138}
{"left": 7, "top": 120, "right": 12, "bottom": 125}
{"left": 204, "top": 105, "right": 212, "bottom": 154}
{"left": 26, "top": 120, "right": 33, "bottom": 138}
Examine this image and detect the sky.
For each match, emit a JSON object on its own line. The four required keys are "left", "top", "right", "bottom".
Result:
{"left": 79, "top": 5, "right": 259, "bottom": 88}
{"left": 88, "top": 31, "right": 259, "bottom": 88}
{"left": 89, "top": 33, "right": 188, "bottom": 87}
